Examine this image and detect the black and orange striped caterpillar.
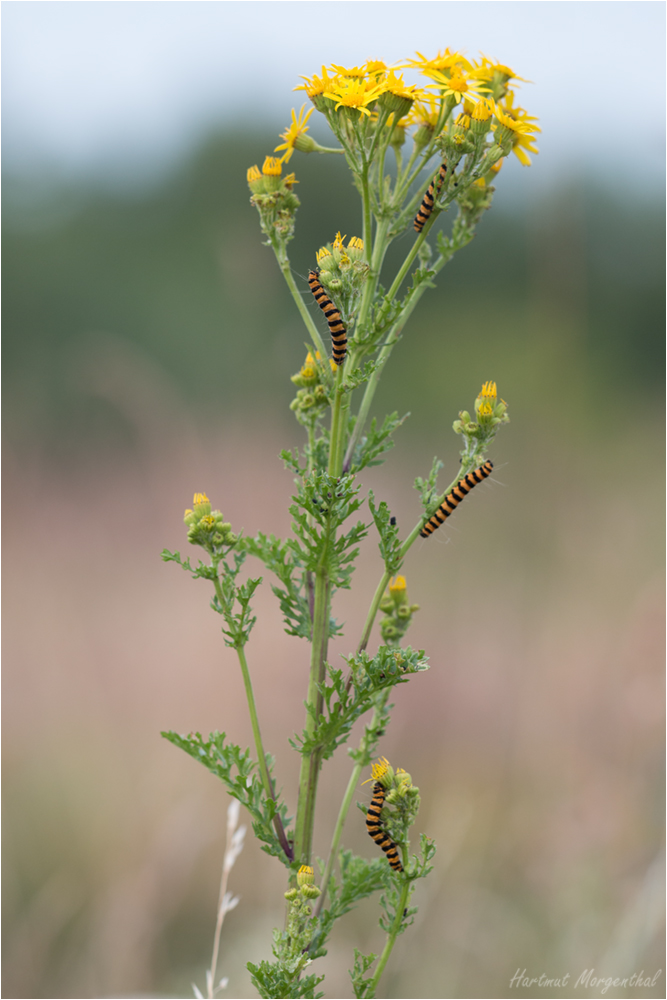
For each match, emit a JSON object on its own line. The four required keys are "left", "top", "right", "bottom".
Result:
{"left": 413, "top": 162, "right": 447, "bottom": 233}
{"left": 307, "top": 269, "right": 347, "bottom": 366}
{"left": 420, "top": 460, "right": 493, "bottom": 538}
{"left": 366, "top": 781, "right": 403, "bottom": 873}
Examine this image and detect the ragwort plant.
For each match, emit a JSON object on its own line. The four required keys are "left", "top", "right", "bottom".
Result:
{"left": 163, "top": 50, "right": 536, "bottom": 999}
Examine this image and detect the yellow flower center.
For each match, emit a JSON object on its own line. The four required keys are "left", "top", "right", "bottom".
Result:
{"left": 193, "top": 492, "right": 209, "bottom": 505}
{"left": 389, "top": 575, "right": 407, "bottom": 592}
{"left": 481, "top": 380, "right": 497, "bottom": 398}
{"left": 246, "top": 165, "right": 261, "bottom": 183}
{"left": 449, "top": 75, "right": 469, "bottom": 94}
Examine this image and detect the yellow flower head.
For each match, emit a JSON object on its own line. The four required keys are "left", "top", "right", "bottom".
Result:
{"left": 262, "top": 155, "right": 283, "bottom": 177}
{"left": 323, "top": 75, "right": 386, "bottom": 117}
{"left": 330, "top": 63, "right": 367, "bottom": 79}
{"left": 332, "top": 231, "right": 346, "bottom": 251}
{"left": 409, "top": 93, "right": 442, "bottom": 130}
{"left": 371, "top": 757, "right": 391, "bottom": 780}
{"left": 246, "top": 165, "right": 261, "bottom": 184}
{"left": 404, "top": 48, "right": 472, "bottom": 77}
{"left": 316, "top": 246, "right": 333, "bottom": 265}
{"left": 474, "top": 54, "right": 531, "bottom": 87}
{"left": 381, "top": 70, "right": 420, "bottom": 101}
{"left": 348, "top": 236, "right": 364, "bottom": 252}
{"left": 274, "top": 104, "right": 315, "bottom": 163}
{"left": 470, "top": 98, "right": 494, "bottom": 122}
{"left": 493, "top": 100, "right": 540, "bottom": 165}
{"left": 481, "top": 380, "right": 497, "bottom": 399}
{"left": 300, "top": 352, "right": 316, "bottom": 379}
{"left": 427, "top": 67, "right": 490, "bottom": 106}
{"left": 295, "top": 65, "right": 334, "bottom": 98}
{"left": 188, "top": 492, "right": 212, "bottom": 520}
{"left": 365, "top": 58, "right": 388, "bottom": 78}
{"left": 389, "top": 575, "right": 407, "bottom": 593}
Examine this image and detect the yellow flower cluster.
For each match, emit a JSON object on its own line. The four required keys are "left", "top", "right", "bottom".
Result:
{"left": 289, "top": 52, "right": 539, "bottom": 166}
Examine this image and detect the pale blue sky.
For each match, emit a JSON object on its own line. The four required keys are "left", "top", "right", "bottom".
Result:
{"left": 3, "top": 0, "right": 665, "bottom": 186}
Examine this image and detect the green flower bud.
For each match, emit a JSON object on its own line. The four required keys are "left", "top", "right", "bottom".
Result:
{"left": 246, "top": 165, "right": 265, "bottom": 195}
{"left": 413, "top": 125, "right": 433, "bottom": 149}
{"left": 297, "top": 865, "right": 315, "bottom": 887}
{"left": 379, "top": 86, "right": 414, "bottom": 117}
{"left": 485, "top": 142, "right": 506, "bottom": 166}
{"left": 301, "top": 884, "right": 321, "bottom": 899}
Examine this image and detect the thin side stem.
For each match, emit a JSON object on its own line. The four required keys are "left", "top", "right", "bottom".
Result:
{"left": 314, "top": 691, "right": 390, "bottom": 917}
{"left": 357, "top": 571, "right": 390, "bottom": 655}
{"left": 234, "top": 644, "right": 292, "bottom": 860}
{"left": 343, "top": 219, "right": 473, "bottom": 472}
{"left": 314, "top": 760, "right": 362, "bottom": 916}
{"left": 366, "top": 880, "right": 411, "bottom": 998}
{"left": 354, "top": 460, "right": 481, "bottom": 659}
{"left": 274, "top": 249, "right": 328, "bottom": 361}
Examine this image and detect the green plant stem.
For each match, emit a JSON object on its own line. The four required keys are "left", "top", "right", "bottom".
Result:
{"left": 356, "top": 460, "right": 479, "bottom": 656}
{"left": 358, "top": 572, "right": 390, "bottom": 655}
{"left": 235, "top": 643, "right": 292, "bottom": 860}
{"left": 274, "top": 246, "right": 328, "bottom": 361}
{"left": 328, "top": 364, "right": 345, "bottom": 477}
{"left": 294, "top": 529, "right": 331, "bottom": 863}
{"left": 343, "top": 217, "right": 474, "bottom": 472}
{"left": 366, "top": 880, "right": 411, "bottom": 998}
{"left": 315, "top": 759, "right": 362, "bottom": 916}
{"left": 313, "top": 691, "right": 389, "bottom": 917}
{"left": 211, "top": 572, "right": 292, "bottom": 860}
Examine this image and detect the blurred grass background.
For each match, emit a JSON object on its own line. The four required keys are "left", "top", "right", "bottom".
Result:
{"left": 3, "top": 122, "right": 665, "bottom": 1000}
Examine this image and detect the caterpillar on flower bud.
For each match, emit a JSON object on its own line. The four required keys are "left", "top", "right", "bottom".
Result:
{"left": 365, "top": 782, "right": 403, "bottom": 872}
{"left": 307, "top": 269, "right": 347, "bottom": 366}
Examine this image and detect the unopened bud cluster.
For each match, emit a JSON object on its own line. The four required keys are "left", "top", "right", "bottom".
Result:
{"left": 290, "top": 351, "right": 333, "bottom": 424}
{"left": 316, "top": 233, "right": 369, "bottom": 311}
{"left": 368, "top": 757, "right": 421, "bottom": 847}
{"left": 247, "top": 157, "right": 300, "bottom": 245}
{"left": 454, "top": 381, "right": 509, "bottom": 461}
{"left": 379, "top": 576, "right": 420, "bottom": 645}
{"left": 384, "top": 765, "right": 421, "bottom": 831}
{"left": 183, "top": 493, "right": 237, "bottom": 552}
{"left": 283, "top": 865, "right": 321, "bottom": 949}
